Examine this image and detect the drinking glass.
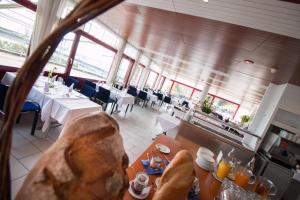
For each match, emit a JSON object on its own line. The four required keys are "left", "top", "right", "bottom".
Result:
{"left": 216, "top": 158, "right": 233, "bottom": 180}
{"left": 234, "top": 166, "right": 255, "bottom": 188}
{"left": 132, "top": 172, "right": 149, "bottom": 195}
{"left": 253, "top": 176, "right": 277, "bottom": 199}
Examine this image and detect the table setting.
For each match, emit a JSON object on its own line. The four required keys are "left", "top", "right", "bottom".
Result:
{"left": 1, "top": 72, "right": 101, "bottom": 133}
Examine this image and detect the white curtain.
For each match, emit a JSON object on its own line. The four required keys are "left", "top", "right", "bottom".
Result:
{"left": 29, "top": 0, "right": 68, "bottom": 56}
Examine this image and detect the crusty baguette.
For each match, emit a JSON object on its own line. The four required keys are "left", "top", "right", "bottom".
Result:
{"left": 16, "top": 112, "right": 129, "bottom": 200}
{"left": 152, "top": 150, "right": 195, "bottom": 200}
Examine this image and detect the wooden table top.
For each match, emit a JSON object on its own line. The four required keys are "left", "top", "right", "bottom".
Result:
{"left": 123, "top": 135, "right": 221, "bottom": 200}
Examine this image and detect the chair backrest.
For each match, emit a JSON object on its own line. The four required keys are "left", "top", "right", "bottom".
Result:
{"left": 0, "top": 83, "right": 8, "bottom": 111}
{"left": 157, "top": 93, "right": 163, "bottom": 101}
{"left": 182, "top": 100, "right": 189, "bottom": 108}
{"left": 95, "top": 86, "right": 111, "bottom": 103}
{"left": 84, "top": 80, "right": 96, "bottom": 88}
{"left": 138, "top": 91, "right": 148, "bottom": 100}
{"left": 80, "top": 84, "right": 96, "bottom": 98}
{"left": 127, "top": 86, "right": 137, "bottom": 96}
{"left": 65, "top": 77, "right": 79, "bottom": 88}
{"left": 163, "top": 96, "right": 171, "bottom": 104}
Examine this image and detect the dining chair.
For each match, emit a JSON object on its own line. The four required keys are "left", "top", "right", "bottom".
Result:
{"left": 94, "top": 86, "right": 116, "bottom": 114}
{"left": 127, "top": 86, "right": 137, "bottom": 97}
{"left": 0, "top": 83, "right": 41, "bottom": 136}
{"left": 84, "top": 80, "right": 96, "bottom": 89}
{"left": 136, "top": 90, "right": 148, "bottom": 108}
{"left": 65, "top": 77, "right": 79, "bottom": 89}
{"left": 161, "top": 96, "right": 172, "bottom": 109}
{"left": 80, "top": 84, "right": 96, "bottom": 99}
{"left": 182, "top": 100, "right": 189, "bottom": 108}
{"left": 157, "top": 93, "right": 164, "bottom": 105}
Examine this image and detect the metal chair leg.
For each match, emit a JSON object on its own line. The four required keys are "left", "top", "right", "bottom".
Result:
{"left": 104, "top": 104, "right": 108, "bottom": 111}
{"left": 110, "top": 102, "right": 116, "bottom": 115}
{"left": 30, "top": 111, "right": 39, "bottom": 136}
{"left": 16, "top": 114, "right": 21, "bottom": 124}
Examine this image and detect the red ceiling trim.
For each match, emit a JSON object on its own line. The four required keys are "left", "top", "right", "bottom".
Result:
{"left": 12, "top": 0, "right": 37, "bottom": 12}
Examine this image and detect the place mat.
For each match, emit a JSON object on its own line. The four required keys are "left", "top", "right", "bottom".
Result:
{"left": 140, "top": 160, "right": 168, "bottom": 175}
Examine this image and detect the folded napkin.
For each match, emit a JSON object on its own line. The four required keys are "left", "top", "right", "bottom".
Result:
{"left": 140, "top": 160, "right": 168, "bottom": 175}
{"left": 68, "top": 83, "right": 74, "bottom": 93}
{"left": 44, "top": 82, "right": 49, "bottom": 93}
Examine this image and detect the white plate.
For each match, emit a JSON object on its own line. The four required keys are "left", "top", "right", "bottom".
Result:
{"left": 197, "top": 147, "right": 214, "bottom": 157}
{"left": 195, "top": 158, "right": 213, "bottom": 171}
{"left": 128, "top": 181, "right": 151, "bottom": 199}
{"left": 155, "top": 144, "right": 171, "bottom": 154}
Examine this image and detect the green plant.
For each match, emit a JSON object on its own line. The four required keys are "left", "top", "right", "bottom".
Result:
{"left": 202, "top": 96, "right": 213, "bottom": 114}
{"left": 241, "top": 115, "right": 251, "bottom": 124}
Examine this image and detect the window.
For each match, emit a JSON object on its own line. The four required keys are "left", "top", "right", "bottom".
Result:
{"left": 44, "top": 33, "right": 75, "bottom": 73}
{"left": 157, "top": 76, "right": 165, "bottom": 90}
{"left": 145, "top": 70, "right": 158, "bottom": 89}
{"left": 84, "top": 21, "right": 121, "bottom": 49}
{"left": 0, "top": 1, "right": 35, "bottom": 67}
{"left": 124, "top": 43, "right": 139, "bottom": 59}
{"left": 140, "top": 55, "right": 149, "bottom": 66}
{"left": 212, "top": 97, "right": 239, "bottom": 119}
{"left": 70, "top": 36, "right": 115, "bottom": 80}
{"left": 150, "top": 62, "right": 160, "bottom": 73}
{"left": 161, "top": 79, "right": 172, "bottom": 93}
{"left": 130, "top": 64, "right": 143, "bottom": 86}
{"left": 171, "top": 82, "right": 193, "bottom": 99}
{"left": 115, "top": 57, "right": 132, "bottom": 85}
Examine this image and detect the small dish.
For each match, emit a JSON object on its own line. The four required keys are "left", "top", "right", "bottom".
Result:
{"left": 128, "top": 180, "right": 151, "bottom": 199}
{"left": 155, "top": 144, "right": 171, "bottom": 154}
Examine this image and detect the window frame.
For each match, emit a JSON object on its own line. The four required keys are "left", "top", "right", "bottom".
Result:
{"left": 145, "top": 69, "right": 159, "bottom": 89}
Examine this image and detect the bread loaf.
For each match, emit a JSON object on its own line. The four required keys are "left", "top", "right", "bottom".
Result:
{"left": 16, "top": 112, "right": 129, "bottom": 200}
{"left": 152, "top": 150, "right": 195, "bottom": 200}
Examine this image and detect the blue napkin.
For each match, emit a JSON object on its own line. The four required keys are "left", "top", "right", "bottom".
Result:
{"left": 140, "top": 160, "right": 168, "bottom": 175}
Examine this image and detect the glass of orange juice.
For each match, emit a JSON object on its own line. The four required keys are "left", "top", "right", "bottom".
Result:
{"left": 234, "top": 167, "right": 255, "bottom": 188}
{"left": 216, "top": 158, "right": 232, "bottom": 180}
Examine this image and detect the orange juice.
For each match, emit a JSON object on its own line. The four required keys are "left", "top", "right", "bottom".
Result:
{"left": 216, "top": 159, "right": 232, "bottom": 180}
{"left": 235, "top": 170, "right": 250, "bottom": 188}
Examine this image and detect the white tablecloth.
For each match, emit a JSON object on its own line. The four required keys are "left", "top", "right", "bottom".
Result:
{"left": 2, "top": 72, "right": 101, "bottom": 132}
{"left": 156, "top": 113, "right": 181, "bottom": 132}
{"left": 102, "top": 84, "right": 135, "bottom": 107}
{"left": 148, "top": 93, "right": 158, "bottom": 103}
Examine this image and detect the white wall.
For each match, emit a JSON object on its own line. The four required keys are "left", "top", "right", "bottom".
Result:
{"left": 278, "top": 84, "right": 300, "bottom": 115}
{"left": 248, "top": 83, "right": 286, "bottom": 137}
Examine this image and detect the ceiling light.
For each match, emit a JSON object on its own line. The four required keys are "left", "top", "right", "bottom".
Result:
{"left": 244, "top": 59, "right": 254, "bottom": 64}
{"left": 270, "top": 67, "right": 277, "bottom": 74}
{"left": 203, "top": 0, "right": 209, "bottom": 2}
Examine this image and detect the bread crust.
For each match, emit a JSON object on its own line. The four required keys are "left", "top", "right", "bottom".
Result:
{"left": 152, "top": 150, "right": 195, "bottom": 200}
{"left": 16, "top": 112, "right": 129, "bottom": 200}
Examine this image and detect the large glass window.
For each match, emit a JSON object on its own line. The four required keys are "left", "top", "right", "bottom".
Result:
{"left": 124, "top": 43, "right": 138, "bottom": 59}
{"left": 84, "top": 21, "right": 121, "bottom": 49}
{"left": 115, "top": 57, "right": 131, "bottom": 85}
{"left": 70, "top": 36, "right": 115, "bottom": 80}
{"left": 145, "top": 70, "right": 158, "bottom": 89}
{"left": 171, "top": 82, "right": 193, "bottom": 99}
{"left": 45, "top": 33, "right": 75, "bottom": 73}
{"left": 130, "top": 64, "right": 143, "bottom": 86}
{"left": 0, "top": 1, "right": 35, "bottom": 67}
{"left": 161, "top": 79, "right": 172, "bottom": 93}
{"left": 212, "top": 97, "right": 239, "bottom": 119}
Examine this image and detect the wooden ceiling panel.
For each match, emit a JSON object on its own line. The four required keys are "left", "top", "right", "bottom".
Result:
{"left": 100, "top": 2, "right": 300, "bottom": 104}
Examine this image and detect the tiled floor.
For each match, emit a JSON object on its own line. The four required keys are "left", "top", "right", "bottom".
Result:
{"left": 6, "top": 104, "right": 167, "bottom": 198}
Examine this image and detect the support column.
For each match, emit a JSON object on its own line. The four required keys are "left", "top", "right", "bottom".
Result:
{"left": 127, "top": 50, "right": 142, "bottom": 84}
{"left": 106, "top": 38, "right": 126, "bottom": 84}
{"left": 153, "top": 68, "right": 164, "bottom": 90}
{"left": 199, "top": 83, "right": 210, "bottom": 104}
{"left": 138, "top": 60, "right": 151, "bottom": 89}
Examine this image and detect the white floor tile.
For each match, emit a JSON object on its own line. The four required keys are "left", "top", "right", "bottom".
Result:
{"left": 11, "top": 141, "right": 40, "bottom": 159}
{"left": 31, "top": 138, "right": 54, "bottom": 152}
{"left": 11, "top": 175, "right": 27, "bottom": 199}
{"left": 10, "top": 155, "right": 28, "bottom": 180}
{"left": 19, "top": 152, "right": 42, "bottom": 170}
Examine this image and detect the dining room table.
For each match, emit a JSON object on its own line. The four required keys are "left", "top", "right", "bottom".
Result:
{"left": 101, "top": 84, "right": 135, "bottom": 114}
{"left": 1, "top": 72, "right": 102, "bottom": 132}
{"left": 123, "top": 135, "right": 222, "bottom": 200}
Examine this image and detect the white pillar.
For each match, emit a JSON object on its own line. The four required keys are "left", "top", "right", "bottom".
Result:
{"left": 106, "top": 39, "right": 126, "bottom": 84}
{"left": 138, "top": 60, "right": 151, "bottom": 89}
{"left": 199, "top": 83, "right": 210, "bottom": 103}
{"left": 127, "top": 50, "right": 142, "bottom": 84}
{"left": 154, "top": 68, "right": 164, "bottom": 90}
{"left": 29, "top": 0, "right": 67, "bottom": 55}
